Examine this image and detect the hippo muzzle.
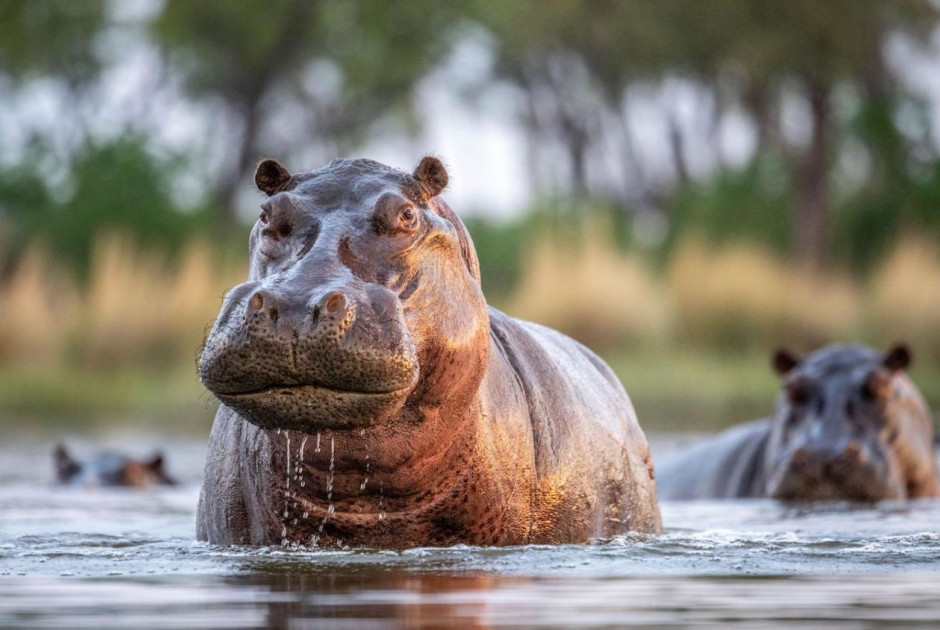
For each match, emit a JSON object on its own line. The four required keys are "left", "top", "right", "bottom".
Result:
{"left": 199, "top": 273, "right": 419, "bottom": 430}
{"left": 766, "top": 439, "right": 905, "bottom": 502}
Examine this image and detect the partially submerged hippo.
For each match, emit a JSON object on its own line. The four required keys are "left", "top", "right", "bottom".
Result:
{"left": 197, "top": 156, "right": 661, "bottom": 547}
{"left": 54, "top": 444, "right": 175, "bottom": 487}
{"left": 657, "top": 344, "right": 940, "bottom": 502}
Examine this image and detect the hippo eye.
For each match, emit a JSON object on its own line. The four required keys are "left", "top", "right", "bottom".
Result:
{"left": 862, "top": 370, "right": 890, "bottom": 402}
{"left": 399, "top": 204, "right": 416, "bottom": 224}
{"left": 786, "top": 377, "right": 812, "bottom": 406}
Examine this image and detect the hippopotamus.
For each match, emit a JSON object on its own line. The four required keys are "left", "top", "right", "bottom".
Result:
{"left": 656, "top": 344, "right": 940, "bottom": 502}
{"left": 196, "top": 156, "right": 661, "bottom": 548}
{"left": 54, "top": 444, "right": 176, "bottom": 487}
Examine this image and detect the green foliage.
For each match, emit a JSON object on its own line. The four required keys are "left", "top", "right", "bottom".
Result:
{"left": 0, "top": 135, "right": 208, "bottom": 278}
{"left": 0, "top": 0, "right": 105, "bottom": 83}
{"left": 463, "top": 216, "right": 529, "bottom": 301}
{"left": 664, "top": 156, "right": 792, "bottom": 257}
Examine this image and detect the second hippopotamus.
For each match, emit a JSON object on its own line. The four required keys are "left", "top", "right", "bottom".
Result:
{"left": 657, "top": 343, "right": 940, "bottom": 502}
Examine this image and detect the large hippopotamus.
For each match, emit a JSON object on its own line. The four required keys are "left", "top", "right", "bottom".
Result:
{"left": 657, "top": 344, "right": 940, "bottom": 502}
{"left": 54, "top": 444, "right": 175, "bottom": 487}
{"left": 197, "top": 156, "right": 661, "bottom": 547}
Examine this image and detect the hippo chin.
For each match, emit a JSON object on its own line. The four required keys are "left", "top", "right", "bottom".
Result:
{"left": 197, "top": 156, "right": 661, "bottom": 548}
{"left": 657, "top": 344, "right": 940, "bottom": 502}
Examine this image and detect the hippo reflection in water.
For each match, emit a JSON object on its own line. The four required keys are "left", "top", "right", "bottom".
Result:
{"left": 197, "top": 156, "right": 661, "bottom": 548}
{"left": 54, "top": 444, "right": 176, "bottom": 487}
{"left": 657, "top": 344, "right": 940, "bottom": 502}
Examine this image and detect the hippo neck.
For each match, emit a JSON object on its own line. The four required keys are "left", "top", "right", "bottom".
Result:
{"left": 254, "top": 399, "right": 484, "bottom": 547}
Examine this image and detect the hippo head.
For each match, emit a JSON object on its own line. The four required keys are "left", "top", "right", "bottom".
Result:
{"left": 199, "top": 157, "right": 489, "bottom": 430}
{"left": 763, "top": 343, "right": 931, "bottom": 502}
{"left": 54, "top": 445, "right": 175, "bottom": 487}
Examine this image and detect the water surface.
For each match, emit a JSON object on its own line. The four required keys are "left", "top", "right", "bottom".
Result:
{"left": 1, "top": 436, "right": 939, "bottom": 628}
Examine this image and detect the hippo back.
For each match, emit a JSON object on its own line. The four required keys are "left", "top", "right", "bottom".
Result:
{"left": 655, "top": 420, "right": 771, "bottom": 500}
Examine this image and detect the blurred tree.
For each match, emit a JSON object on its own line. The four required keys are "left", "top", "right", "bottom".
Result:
{"left": 150, "top": 0, "right": 462, "bottom": 228}
{"left": 714, "top": 0, "right": 937, "bottom": 270}
{"left": 1, "top": 135, "right": 204, "bottom": 278}
{"left": 476, "top": 0, "right": 939, "bottom": 270}
{"left": 0, "top": 0, "right": 105, "bottom": 84}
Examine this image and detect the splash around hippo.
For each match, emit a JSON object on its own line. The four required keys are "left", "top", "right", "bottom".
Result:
{"left": 197, "top": 156, "right": 661, "bottom": 548}
{"left": 656, "top": 344, "right": 940, "bottom": 502}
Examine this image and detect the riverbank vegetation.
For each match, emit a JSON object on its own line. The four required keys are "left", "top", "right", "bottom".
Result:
{"left": 2, "top": 224, "right": 938, "bottom": 433}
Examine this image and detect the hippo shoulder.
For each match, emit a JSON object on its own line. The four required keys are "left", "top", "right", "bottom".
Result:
{"left": 487, "top": 308, "right": 642, "bottom": 462}
{"left": 656, "top": 419, "right": 772, "bottom": 500}
{"left": 488, "top": 308, "right": 633, "bottom": 422}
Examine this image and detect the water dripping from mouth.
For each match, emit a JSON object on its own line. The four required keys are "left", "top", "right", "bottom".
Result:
{"left": 317, "top": 434, "right": 336, "bottom": 541}
{"left": 297, "top": 435, "right": 308, "bottom": 490}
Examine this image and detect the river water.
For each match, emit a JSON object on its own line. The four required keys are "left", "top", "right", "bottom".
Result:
{"left": 2, "top": 435, "right": 940, "bottom": 628}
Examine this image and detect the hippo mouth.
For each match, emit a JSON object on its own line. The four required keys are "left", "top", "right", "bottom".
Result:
{"left": 213, "top": 381, "right": 414, "bottom": 431}
{"left": 214, "top": 382, "right": 412, "bottom": 398}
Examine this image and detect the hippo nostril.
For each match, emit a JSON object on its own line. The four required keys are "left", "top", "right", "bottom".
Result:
{"left": 249, "top": 292, "right": 264, "bottom": 311}
{"left": 791, "top": 447, "right": 808, "bottom": 466}
{"left": 268, "top": 306, "right": 279, "bottom": 322}
{"left": 259, "top": 211, "right": 268, "bottom": 224}
{"left": 324, "top": 291, "right": 347, "bottom": 314}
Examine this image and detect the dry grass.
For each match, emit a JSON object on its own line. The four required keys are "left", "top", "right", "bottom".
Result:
{"left": 505, "top": 219, "right": 669, "bottom": 348}
{"left": 2, "top": 229, "right": 939, "bottom": 376}
{"left": 0, "top": 234, "right": 246, "bottom": 370}
{"left": 505, "top": 227, "right": 940, "bottom": 358}
{"left": 667, "top": 238, "right": 861, "bottom": 351}
{"left": 869, "top": 236, "right": 940, "bottom": 362}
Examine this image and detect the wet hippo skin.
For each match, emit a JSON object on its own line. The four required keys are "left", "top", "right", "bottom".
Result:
{"left": 197, "top": 157, "right": 661, "bottom": 548}
{"left": 657, "top": 344, "right": 940, "bottom": 502}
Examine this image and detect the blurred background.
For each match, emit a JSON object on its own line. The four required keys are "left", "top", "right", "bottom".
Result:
{"left": 2, "top": 0, "right": 940, "bottom": 436}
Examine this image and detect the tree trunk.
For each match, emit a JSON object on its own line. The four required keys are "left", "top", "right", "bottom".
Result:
{"left": 667, "top": 113, "right": 689, "bottom": 187}
{"left": 793, "top": 80, "right": 830, "bottom": 271}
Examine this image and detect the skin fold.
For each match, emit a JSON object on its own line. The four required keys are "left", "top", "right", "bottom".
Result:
{"left": 656, "top": 344, "right": 940, "bottom": 502}
{"left": 197, "top": 157, "right": 661, "bottom": 548}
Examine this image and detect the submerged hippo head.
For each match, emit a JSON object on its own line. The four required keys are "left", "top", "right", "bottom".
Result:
{"left": 54, "top": 445, "right": 175, "bottom": 487}
{"left": 199, "top": 157, "right": 488, "bottom": 430}
{"left": 764, "top": 344, "right": 939, "bottom": 502}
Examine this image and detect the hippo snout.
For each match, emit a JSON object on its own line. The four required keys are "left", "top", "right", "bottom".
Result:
{"left": 199, "top": 279, "right": 419, "bottom": 430}
{"left": 768, "top": 440, "right": 903, "bottom": 502}
{"left": 244, "top": 286, "right": 354, "bottom": 341}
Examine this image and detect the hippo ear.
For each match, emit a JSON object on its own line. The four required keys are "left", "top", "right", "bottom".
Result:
{"left": 255, "top": 159, "right": 292, "bottom": 196}
{"left": 53, "top": 444, "right": 80, "bottom": 480}
{"left": 413, "top": 156, "right": 449, "bottom": 198}
{"left": 772, "top": 349, "right": 800, "bottom": 375}
{"left": 146, "top": 453, "right": 165, "bottom": 473}
{"left": 883, "top": 343, "right": 912, "bottom": 372}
